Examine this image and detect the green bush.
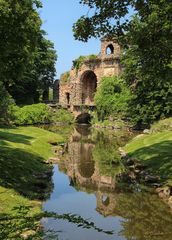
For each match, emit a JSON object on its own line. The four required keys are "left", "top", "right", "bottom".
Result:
{"left": 73, "top": 54, "right": 97, "bottom": 70}
{"left": 52, "top": 109, "right": 75, "bottom": 124}
{"left": 14, "top": 104, "right": 52, "bottom": 125}
{"left": 94, "top": 76, "right": 133, "bottom": 120}
{"left": 13, "top": 104, "right": 75, "bottom": 126}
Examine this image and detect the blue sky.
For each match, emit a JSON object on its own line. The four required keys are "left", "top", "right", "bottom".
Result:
{"left": 40, "top": 0, "right": 100, "bottom": 78}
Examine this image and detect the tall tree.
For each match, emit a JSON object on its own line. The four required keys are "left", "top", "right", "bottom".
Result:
{"left": 0, "top": 0, "right": 42, "bottom": 86}
{"left": 122, "top": 12, "right": 172, "bottom": 124}
{"left": 9, "top": 32, "right": 57, "bottom": 104}
{"left": 73, "top": 0, "right": 172, "bottom": 125}
{"left": 0, "top": 0, "right": 57, "bottom": 104}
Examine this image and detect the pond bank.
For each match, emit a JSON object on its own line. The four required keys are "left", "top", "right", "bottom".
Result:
{"left": 0, "top": 126, "right": 64, "bottom": 239}
{"left": 121, "top": 118, "right": 172, "bottom": 209}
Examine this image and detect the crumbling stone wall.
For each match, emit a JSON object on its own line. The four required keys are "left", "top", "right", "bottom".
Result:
{"left": 59, "top": 83, "right": 71, "bottom": 106}
{"left": 57, "top": 38, "right": 122, "bottom": 110}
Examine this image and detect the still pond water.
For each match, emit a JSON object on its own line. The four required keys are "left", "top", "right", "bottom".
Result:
{"left": 42, "top": 125, "right": 172, "bottom": 240}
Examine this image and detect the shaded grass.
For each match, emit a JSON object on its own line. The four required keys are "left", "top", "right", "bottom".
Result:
{"left": 0, "top": 127, "right": 64, "bottom": 198}
{"left": 124, "top": 131, "right": 172, "bottom": 185}
{"left": 0, "top": 126, "right": 64, "bottom": 239}
{"left": 0, "top": 189, "right": 42, "bottom": 240}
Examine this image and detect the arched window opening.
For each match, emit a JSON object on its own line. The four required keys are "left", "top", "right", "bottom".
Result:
{"left": 106, "top": 44, "right": 114, "bottom": 55}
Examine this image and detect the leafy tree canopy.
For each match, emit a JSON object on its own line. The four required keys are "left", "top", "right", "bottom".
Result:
{"left": 0, "top": 0, "right": 42, "bottom": 85}
{"left": 0, "top": 0, "right": 57, "bottom": 104}
{"left": 73, "top": 0, "right": 172, "bottom": 43}
{"left": 8, "top": 32, "right": 57, "bottom": 104}
{"left": 74, "top": 0, "right": 172, "bottom": 125}
{"left": 122, "top": 14, "right": 172, "bottom": 125}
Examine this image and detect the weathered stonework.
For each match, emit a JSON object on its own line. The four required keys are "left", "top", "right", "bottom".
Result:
{"left": 59, "top": 82, "right": 71, "bottom": 106}
{"left": 57, "top": 38, "right": 122, "bottom": 114}
{"left": 53, "top": 79, "right": 59, "bottom": 102}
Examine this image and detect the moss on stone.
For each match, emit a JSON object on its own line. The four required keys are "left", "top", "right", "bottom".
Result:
{"left": 73, "top": 54, "right": 98, "bottom": 70}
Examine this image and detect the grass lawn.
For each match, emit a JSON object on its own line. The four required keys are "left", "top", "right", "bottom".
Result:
{"left": 124, "top": 131, "right": 172, "bottom": 186}
{"left": 0, "top": 126, "right": 64, "bottom": 239}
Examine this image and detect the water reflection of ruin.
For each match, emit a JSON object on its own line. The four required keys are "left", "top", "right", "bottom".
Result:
{"left": 54, "top": 125, "right": 172, "bottom": 238}
{"left": 58, "top": 126, "right": 119, "bottom": 217}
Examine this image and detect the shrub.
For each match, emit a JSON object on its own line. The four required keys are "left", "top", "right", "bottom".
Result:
{"left": 51, "top": 109, "right": 74, "bottom": 124}
{"left": 14, "top": 104, "right": 52, "bottom": 125}
{"left": 73, "top": 54, "right": 97, "bottom": 70}
{"left": 94, "top": 76, "right": 133, "bottom": 120}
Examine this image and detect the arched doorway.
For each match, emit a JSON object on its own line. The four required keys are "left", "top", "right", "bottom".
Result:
{"left": 81, "top": 71, "right": 97, "bottom": 105}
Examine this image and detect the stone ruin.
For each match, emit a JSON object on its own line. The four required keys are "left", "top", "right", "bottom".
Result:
{"left": 53, "top": 38, "right": 123, "bottom": 118}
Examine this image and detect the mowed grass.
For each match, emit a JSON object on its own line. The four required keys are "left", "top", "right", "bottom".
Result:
{"left": 0, "top": 126, "right": 64, "bottom": 239}
{"left": 124, "top": 131, "right": 172, "bottom": 186}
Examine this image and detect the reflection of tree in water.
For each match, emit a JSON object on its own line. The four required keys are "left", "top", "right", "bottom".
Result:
{"left": 91, "top": 128, "right": 134, "bottom": 147}
{"left": 92, "top": 131, "right": 125, "bottom": 177}
{"left": 90, "top": 128, "right": 135, "bottom": 177}
{"left": 96, "top": 191, "right": 172, "bottom": 239}
{"left": 115, "top": 192, "right": 172, "bottom": 240}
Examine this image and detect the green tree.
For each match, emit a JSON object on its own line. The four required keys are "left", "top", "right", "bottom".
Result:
{"left": 74, "top": 0, "right": 172, "bottom": 125}
{"left": 0, "top": 0, "right": 42, "bottom": 86}
{"left": 0, "top": 82, "right": 15, "bottom": 124}
{"left": 94, "top": 76, "right": 132, "bottom": 120}
{"left": 0, "top": 0, "right": 57, "bottom": 105}
{"left": 9, "top": 32, "right": 57, "bottom": 104}
{"left": 122, "top": 13, "right": 172, "bottom": 125}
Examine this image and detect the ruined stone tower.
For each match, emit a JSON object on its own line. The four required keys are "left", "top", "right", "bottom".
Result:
{"left": 58, "top": 38, "right": 122, "bottom": 116}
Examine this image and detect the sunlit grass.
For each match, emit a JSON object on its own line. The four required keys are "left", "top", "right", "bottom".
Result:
{"left": 124, "top": 131, "right": 172, "bottom": 185}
